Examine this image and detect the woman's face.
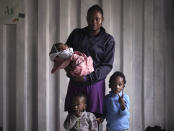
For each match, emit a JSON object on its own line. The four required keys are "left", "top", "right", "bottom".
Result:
{"left": 87, "top": 10, "right": 104, "bottom": 32}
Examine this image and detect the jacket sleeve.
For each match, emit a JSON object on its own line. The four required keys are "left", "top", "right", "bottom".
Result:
{"left": 66, "top": 29, "right": 78, "bottom": 48}
{"left": 64, "top": 113, "right": 80, "bottom": 130}
{"left": 88, "top": 36, "right": 115, "bottom": 82}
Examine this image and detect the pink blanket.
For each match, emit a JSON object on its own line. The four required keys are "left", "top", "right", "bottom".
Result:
{"left": 51, "top": 51, "right": 94, "bottom": 77}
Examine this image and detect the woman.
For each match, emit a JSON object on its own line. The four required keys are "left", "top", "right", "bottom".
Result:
{"left": 65, "top": 4, "right": 115, "bottom": 117}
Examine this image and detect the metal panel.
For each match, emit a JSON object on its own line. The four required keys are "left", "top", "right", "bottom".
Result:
{"left": 38, "top": 0, "right": 49, "bottom": 130}
{"left": 122, "top": 0, "right": 134, "bottom": 130}
{"left": 153, "top": 0, "right": 165, "bottom": 127}
{"left": 144, "top": 0, "right": 155, "bottom": 127}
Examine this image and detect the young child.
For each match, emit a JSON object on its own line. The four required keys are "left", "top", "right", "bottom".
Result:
{"left": 98, "top": 71, "right": 130, "bottom": 131}
{"left": 63, "top": 94, "right": 98, "bottom": 131}
{"left": 49, "top": 43, "right": 94, "bottom": 77}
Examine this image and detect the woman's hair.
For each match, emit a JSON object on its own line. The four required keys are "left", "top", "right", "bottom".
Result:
{"left": 87, "top": 4, "right": 103, "bottom": 17}
{"left": 109, "top": 71, "right": 126, "bottom": 88}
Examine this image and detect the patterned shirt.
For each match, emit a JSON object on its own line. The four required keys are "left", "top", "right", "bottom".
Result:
{"left": 64, "top": 111, "right": 98, "bottom": 131}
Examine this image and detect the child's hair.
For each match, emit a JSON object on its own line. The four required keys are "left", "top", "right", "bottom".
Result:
{"left": 49, "top": 42, "right": 68, "bottom": 55}
{"left": 54, "top": 42, "right": 66, "bottom": 51}
{"left": 87, "top": 4, "right": 103, "bottom": 17}
{"left": 72, "top": 93, "right": 87, "bottom": 104}
{"left": 109, "top": 71, "right": 126, "bottom": 88}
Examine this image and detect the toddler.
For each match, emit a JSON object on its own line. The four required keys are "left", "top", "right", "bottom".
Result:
{"left": 98, "top": 71, "right": 130, "bottom": 131}
{"left": 49, "top": 43, "right": 94, "bottom": 77}
{"left": 64, "top": 94, "right": 98, "bottom": 131}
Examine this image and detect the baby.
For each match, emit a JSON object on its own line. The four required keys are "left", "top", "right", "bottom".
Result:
{"left": 49, "top": 43, "right": 94, "bottom": 77}
{"left": 64, "top": 94, "right": 98, "bottom": 131}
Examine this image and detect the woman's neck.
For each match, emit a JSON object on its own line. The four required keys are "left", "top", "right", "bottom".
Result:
{"left": 87, "top": 28, "right": 100, "bottom": 37}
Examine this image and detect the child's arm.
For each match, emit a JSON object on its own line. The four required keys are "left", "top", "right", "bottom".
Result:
{"left": 118, "top": 93, "right": 126, "bottom": 110}
{"left": 63, "top": 113, "right": 80, "bottom": 130}
{"left": 119, "top": 94, "right": 130, "bottom": 116}
{"left": 88, "top": 113, "right": 98, "bottom": 131}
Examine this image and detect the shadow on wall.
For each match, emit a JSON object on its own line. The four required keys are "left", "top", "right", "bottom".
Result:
{"left": 145, "top": 126, "right": 165, "bottom": 131}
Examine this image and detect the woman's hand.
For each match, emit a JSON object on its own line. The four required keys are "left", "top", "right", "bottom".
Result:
{"left": 65, "top": 64, "right": 86, "bottom": 82}
{"left": 73, "top": 76, "right": 85, "bottom": 82}
{"left": 65, "top": 65, "right": 73, "bottom": 78}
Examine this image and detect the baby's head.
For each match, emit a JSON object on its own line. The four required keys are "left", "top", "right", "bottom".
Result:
{"left": 109, "top": 71, "right": 126, "bottom": 94}
{"left": 50, "top": 43, "right": 69, "bottom": 55}
{"left": 54, "top": 43, "right": 69, "bottom": 51}
{"left": 49, "top": 42, "right": 73, "bottom": 61}
{"left": 71, "top": 94, "right": 87, "bottom": 113}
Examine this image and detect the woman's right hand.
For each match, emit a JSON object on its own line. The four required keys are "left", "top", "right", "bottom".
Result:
{"left": 65, "top": 65, "right": 73, "bottom": 78}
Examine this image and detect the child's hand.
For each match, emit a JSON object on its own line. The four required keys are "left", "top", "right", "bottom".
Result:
{"left": 74, "top": 111, "right": 81, "bottom": 117}
{"left": 96, "top": 118, "right": 104, "bottom": 123}
{"left": 71, "top": 105, "right": 81, "bottom": 117}
{"left": 118, "top": 93, "right": 125, "bottom": 110}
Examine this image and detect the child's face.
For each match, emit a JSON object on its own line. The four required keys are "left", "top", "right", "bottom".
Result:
{"left": 111, "top": 76, "right": 124, "bottom": 94}
{"left": 71, "top": 96, "right": 86, "bottom": 114}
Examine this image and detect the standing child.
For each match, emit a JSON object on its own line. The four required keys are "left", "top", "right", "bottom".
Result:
{"left": 64, "top": 94, "right": 98, "bottom": 131}
{"left": 98, "top": 71, "right": 130, "bottom": 131}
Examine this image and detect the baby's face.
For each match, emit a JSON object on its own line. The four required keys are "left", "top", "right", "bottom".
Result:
{"left": 111, "top": 76, "right": 124, "bottom": 94}
{"left": 56, "top": 43, "right": 69, "bottom": 51}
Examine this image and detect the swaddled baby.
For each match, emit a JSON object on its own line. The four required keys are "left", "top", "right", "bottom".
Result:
{"left": 49, "top": 43, "right": 94, "bottom": 77}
